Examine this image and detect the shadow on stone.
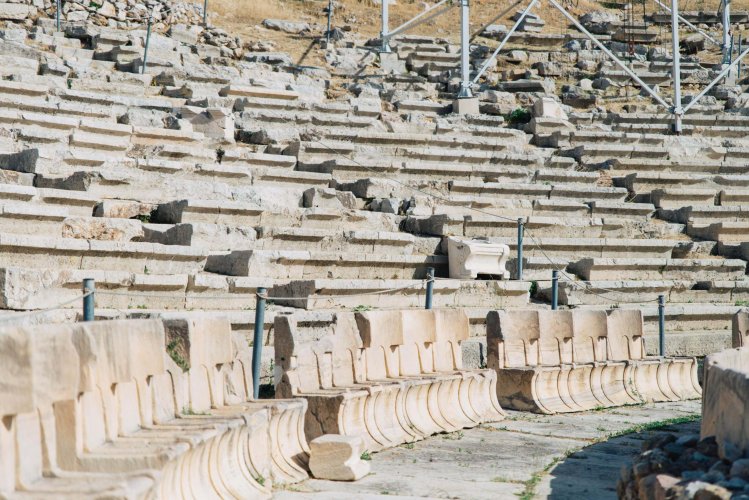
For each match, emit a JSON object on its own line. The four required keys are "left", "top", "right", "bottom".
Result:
{"left": 545, "top": 420, "right": 701, "bottom": 500}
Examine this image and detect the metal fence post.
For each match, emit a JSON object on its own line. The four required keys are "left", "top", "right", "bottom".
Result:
{"left": 203, "top": 0, "right": 208, "bottom": 26}
{"left": 517, "top": 217, "right": 524, "bottom": 281}
{"left": 252, "top": 287, "right": 267, "bottom": 399}
{"left": 326, "top": 0, "right": 333, "bottom": 45}
{"left": 380, "top": 0, "right": 391, "bottom": 52}
{"left": 457, "top": 0, "right": 472, "bottom": 98}
{"left": 83, "top": 279, "right": 95, "bottom": 321}
{"left": 551, "top": 270, "right": 558, "bottom": 310}
{"left": 658, "top": 294, "right": 666, "bottom": 356}
{"left": 142, "top": 10, "right": 153, "bottom": 75}
{"left": 425, "top": 267, "right": 434, "bottom": 310}
{"left": 56, "top": 0, "right": 61, "bottom": 31}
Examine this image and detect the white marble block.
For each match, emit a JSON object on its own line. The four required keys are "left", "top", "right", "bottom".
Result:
{"left": 447, "top": 237, "right": 511, "bottom": 280}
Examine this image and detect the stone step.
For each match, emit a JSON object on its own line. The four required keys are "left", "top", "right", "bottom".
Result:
{"left": 617, "top": 172, "right": 715, "bottom": 193}
{"left": 0, "top": 232, "right": 206, "bottom": 274}
{"left": 268, "top": 278, "right": 530, "bottom": 309}
{"left": 204, "top": 249, "right": 448, "bottom": 280}
{"left": 254, "top": 226, "right": 420, "bottom": 254}
{"left": 219, "top": 84, "right": 299, "bottom": 100}
{"left": 492, "top": 236, "right": 677, "bottom": 258}
{"left": 651, "top": 188, "right": 717, "bottom": 209}
{"left": 686, "top": 220, "right": 749, "bottom": 243}
{"left": 568, "top": 257, "right": 747, "bottom": 281}
{"left": 659, "top": 205, "right": 749, "bottom": 224}
{"left": 539, "top": 279, "right": 692, "bottom": 306}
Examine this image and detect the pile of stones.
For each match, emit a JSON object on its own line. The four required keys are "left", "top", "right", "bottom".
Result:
{"left": 2, "top": 0, "right": 205, "bottom": 29}
{"left": 618, "top": 432, "right": 749, "bottom": 499}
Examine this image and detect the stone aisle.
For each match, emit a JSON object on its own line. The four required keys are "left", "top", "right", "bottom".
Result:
{"left": 275, "top": 400, "right": 701, "bottom": 500}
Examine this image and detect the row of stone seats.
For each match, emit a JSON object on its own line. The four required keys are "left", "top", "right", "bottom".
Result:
{"left": 0, "top": 316, "right": 309, "bottom": 498}
{"left": 274, "top": 309, "right": 505, "bottom": 452}
{"left": 486, "top": 309, "right": 702, "bottom": 414}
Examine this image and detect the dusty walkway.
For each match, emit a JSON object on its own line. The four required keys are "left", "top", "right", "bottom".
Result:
{"left": 276, "top": 400, "right": 701, "bottom": 500}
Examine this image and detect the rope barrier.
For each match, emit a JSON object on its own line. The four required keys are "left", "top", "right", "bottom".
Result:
{"left": 92, "top": 279, "right": 432, "bottom": 302}
{"left": 309, "top": 138, "right": 664, "bottom": 305}
{"left": 0, "top": 290, "right": 92, "bottom": 324}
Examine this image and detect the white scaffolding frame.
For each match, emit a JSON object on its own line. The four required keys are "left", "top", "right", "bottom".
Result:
{"left": 380, "top": 0, "right": 743, "bottom": 130}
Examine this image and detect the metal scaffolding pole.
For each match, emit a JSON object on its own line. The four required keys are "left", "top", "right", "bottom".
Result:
{"left": 381, "top": 0, "right": 391, "bottom": 53}
{"left": 723, "top": 0, "right": 732, "bottom": 53}
{"left": 472, "top": 0, "right": 539, "bottom": 86}
{"left": 458, "top": 0, "right": 472, "bottom": 98}
{"left": 682, "top": 44, "right": 749, "bottom": 112}
{"left": 547, "top": 0, "right": 672, "bottom": 110}
{"left": 385, "top": 0, "right": 452, "bottom": 40}
{"left": 671, "top": 0, "right": 683, "bottom": 133}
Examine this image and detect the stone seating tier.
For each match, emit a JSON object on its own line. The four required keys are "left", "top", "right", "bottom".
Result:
{"left": 0, "top": 317, "right": 309, "bottom": 498}
{"left": 486, "top": 309, "right": 701, "bottom": 414}
{"left": 274, "top": 309, "right": 505, "bottom": 452}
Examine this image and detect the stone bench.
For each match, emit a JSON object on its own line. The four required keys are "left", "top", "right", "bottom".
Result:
{"left": 268, "top": 278, "right": 529, "bottom": 310}
{"left": 486, "top": 309, "right": 701, "bottom": 414}
{"left": 274, "top": 309, "right": 505, "bottom": 452}
{"left": 205, "top": 249, "right": 447, "bottom": 280}
{"left": 0, "top": 232, "right": 207, "bottom": 274}
{"left": 0, "top": 317, "right": 309, "bottom": 498}
{"left": 568, "top": 257, "right": 746, "bottom": 281}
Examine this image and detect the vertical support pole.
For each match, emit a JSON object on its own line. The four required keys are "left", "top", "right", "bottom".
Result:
{"left": 658, "top": 294, "right": 666, "bottom": 356}
{"left": 516, "top": 217, "right": 524, "bottom": 281}
{"left": 56, "top": 0, "right": 61, "bottom": 32}
{"left": 142, "top": 11, "right": 153, "bottom": 75}
{"left": 380, "top": 0, "right": 391, "bottom": 53}
{"left": 457, "top": 0, "right": 472, "bottom": 98}
{"left": 739, "top": 35, "right": 743, "bottom": 79}
{"left": 326, "top": 0, "right": 333, "bottom": 45}
{"left": 425, "top": 267, "right": 435, "bottom": 310}
{"left": 252, "top": 287, "right": 267, "bottom": 399}
{"left": 670, "top": 0, "right": 682, "bottom": 133}
{"left": 723, "top": 0, "right": 731, "bottom": 55}
{"left": 203, "top": 0, "right": 208, "bottom": 26}
{"left": 82, "top": 279, "right": 95, "bottom": 322}
{"left": 551, "top": 270, "right": 559, "bottom": 311}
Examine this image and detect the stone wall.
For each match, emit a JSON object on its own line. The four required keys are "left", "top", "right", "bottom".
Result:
{"left": 702, "top": 346, "right": 749, "bottom": 459}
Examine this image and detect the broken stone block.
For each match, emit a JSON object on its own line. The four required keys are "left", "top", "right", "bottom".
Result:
{"left": 302, "top": 187, "right": 357, "bottom": 210}
{"left": 447, "top": 237, "right": 510, "bottom": 280}
{"left": 262, "top": 19, "right": 310, "bottom": 34}
{"left": 309, "top": 434, "right": 370, "bottom": 481}
{"left": 532, "top": 96, "right": 568, "bottom": 120}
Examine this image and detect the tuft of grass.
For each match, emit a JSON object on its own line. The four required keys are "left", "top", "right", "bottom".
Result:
{"left": 167, "top": 340, "right": 190, "bottom": 371}
{"left": 360, "top": 451, "right": 372, "bottom": 461}
{"left": 182, "top": 406, "right": 209, "bottom": 416}
{"left": 442, "top": 430, "right": 464, "bottom": 440}
{"left": 353, "top": 304, "right": 373, "bottom": 312}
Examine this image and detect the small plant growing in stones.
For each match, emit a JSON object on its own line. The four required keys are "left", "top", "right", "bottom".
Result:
{"left": 360, "top": 451, "right": 371, "bottom": 461}
{"left": 506, "top": 107, "right": 531, "bottom": 125}
{"left": 353, "top": 305, "right": 373, "bottom": 312}
{"left": 215, "top": 146, "right": 225, "bottom": 164}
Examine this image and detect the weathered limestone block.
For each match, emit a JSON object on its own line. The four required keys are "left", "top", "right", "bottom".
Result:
{"left": 732, "top": 311, "right": 749, "bottom": 347}
{"left": 701, "top": 345, "right": 749, "bottom": 459}
{"left": 309, "top": 434, "right": 370, "bottom": 481}
{"left": 447, "top": 237, "right": 510, "bottom": 280}
{"left": 303, "top": 187, "right": 357, "bottom": 209}
{"left": 61, "top": 217, "right": 144, "bottom": 241}
{"left": 487, "top": 309, "right": 701, "bottom": 414}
